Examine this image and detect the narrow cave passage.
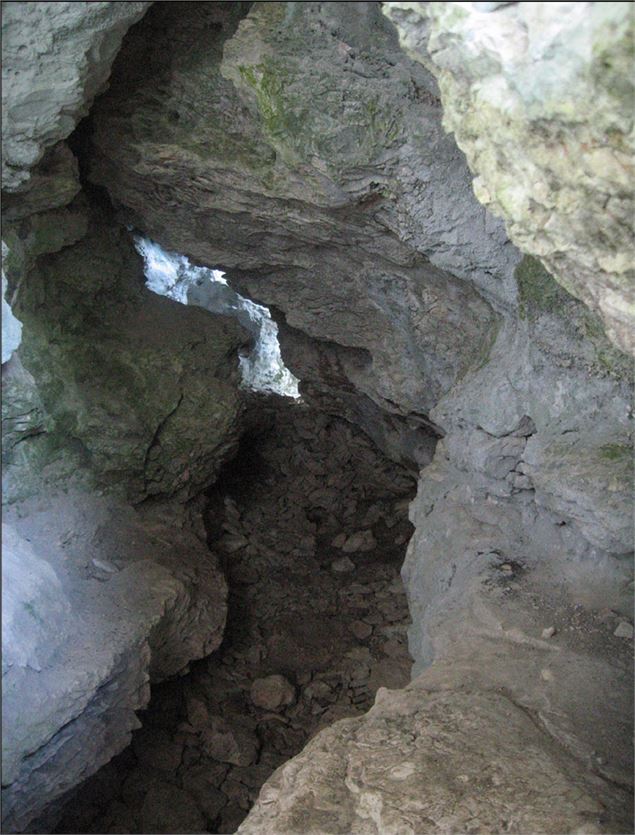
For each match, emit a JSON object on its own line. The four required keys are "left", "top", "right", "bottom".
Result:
{"left": 55, "top": 396, "right": 418, "bottom": 834}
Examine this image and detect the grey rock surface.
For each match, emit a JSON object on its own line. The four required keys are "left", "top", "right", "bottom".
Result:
{"left": 2, "top": 0, "right": 149, "bottom": 193}
{"left": 1, "top": 168, "right": 247, "bottom": 833}
{"left": 1, "top": 1, "right": 632, "bottom": 831}
{"left": 54, "top": 397, "right": 416, "bottom": 835}
{"left": 2, "top": 246, "right": 22, "bottom": 364}
{"left": 1, "top": 492, "right": 228, "bottom": 833}
{"left": 384, "top": 1, "right": 635, "bottom": 354}
{"left": 2, "top": 201, "right": 248, "bottom": 505}
{"left": 86, "top": 0, "right": 509, "bottom": 439}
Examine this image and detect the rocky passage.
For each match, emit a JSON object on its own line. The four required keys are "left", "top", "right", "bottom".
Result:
{"left": 54, "top": 397, "right": 419, "bottom": 834}
{"left": 2, "top": 2, "right": 633, "bottom": 833}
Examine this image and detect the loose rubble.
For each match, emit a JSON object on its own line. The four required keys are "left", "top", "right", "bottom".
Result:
{"left": 55, "top": 397, "right": 416, "bottom": 834}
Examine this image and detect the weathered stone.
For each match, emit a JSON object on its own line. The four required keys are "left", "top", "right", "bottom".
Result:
{"left": 614, "top": 621, "right": 634, "bottom": 640}
{"left": 2, "top": 245, "right": 22, "bottom": 364}
{"left": 200, "top": 718, "right": 259, "bottom": 767}
{"left": 250, "top": 675, "right": 296, "bottom": 712}
{"left": 331, "top": 532, "right": 348, "bottom": 549}
{"left": 350, "top": 621, "right": 373, "bottom": 641}
{"left": 385, "top": 1, "right": 635, "bottom": 354}
{"left": 239, "top": 686, "right": 631, "bottom": 834}
{"left": 86, "top": 0, "right": 504, "bottom": 452}
{"left": 5, "top": 204, "right": 248, "bottom": 504}
{"left": 331, "top": 556, "right": 356, "bottom": 574}
{"left": 342, "top": 530, "right": 377, "bottom": 553}
{"left": 1, "top": 489, "right": 228, "bottom": 833}
{"left": 185, "top": 696, "right": 209, "bottom": 729}
{"left": 2, "top": 0, "right": 149, "bottom": 193}
{"left": 2, "top": 3, "right": 633, "bottom": 833}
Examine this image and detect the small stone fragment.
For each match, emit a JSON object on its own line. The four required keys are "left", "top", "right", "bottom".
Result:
{"left": 614, "top": 621, "right": 634, "bottom": 639}
{"left": 186, "top": 695, "right": 209, "bottom": 728}
{"left": 342, "top": 530, "right": 376, "bottom": 553}
{"left": 541, "top": 626, "right": 556, "bottom": 639}
{"left": 331, "top": 532, "right": 347, "bottom": 549}
{"left": 91, "top": 558, "right": 119, "bottom": 573}
{"left": 220, "top": 534, "right": 249, "bottom": 553}
{"left": 200, "top": 717, "right": 259, "bottom": 766}
{"left": 250, "top": 675, "right": 296, "bottom": 712}
{"left": 331, "top": 556, "right": 355, "bottom": 573}
{"left": 349, "top": 620, "right": 372, "bottom": 640}
{"left": 302, "top": 680, "right": 333, "bottom": 703}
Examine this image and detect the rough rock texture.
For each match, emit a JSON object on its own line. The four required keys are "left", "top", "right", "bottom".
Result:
{"left": 1, "top": 182, "right": 246, "bottom": 834}
{"left": 2, "top": 1, "right": 633, "bottom": 831}
{"left": 53, "top": 398, "right": 416, "bottom": 834}
{"left": 384, "top": 1, "right": 635, "bottom": 354}
{"left": 2, "top": 493, "right": 227, "bottom": 833}
{"left": 86, "top": 0, "right": 511, "bottom": 453}
{"left": 2, "top": 201, "right": 248, "bottom": 505}
{"left": 2, "top": 1, "right": 149, "bottom": 195}
{"left": 240, "top": 683, "right": 631, "bottom": 835}
{"left": 2, "top": 244, "right": 22, "bottom": 363}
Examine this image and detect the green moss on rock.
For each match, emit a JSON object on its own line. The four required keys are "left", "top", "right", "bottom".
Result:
{"left": 515, "top": 255, "right": 573, "bottom": 321}
{"left": 599, "top": 443, "right": 632, "bottom": 462}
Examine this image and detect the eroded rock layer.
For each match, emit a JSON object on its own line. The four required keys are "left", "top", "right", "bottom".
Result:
{"left": 1, "top": 183, "right": 246, "bottom": 832}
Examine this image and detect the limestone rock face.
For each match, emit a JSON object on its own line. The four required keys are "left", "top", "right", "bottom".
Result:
{"left": 2, "top": 0, "right": 149, "bottom": 194}
{"left": 3, "top": 202, "right": 248, "bottom": 504}
{"left": 1, "top": 168, "right": 247, "bottom": 834}
{"left": 384, "top": 2, "right": 635, "bottom": 354}
{"left": 86, "top": 0, "right": 508, "bottom": 444}
{"left": 239, "top": 685, "right": 630, "bottom": 835}
{"left": 1, "top": 493, "right": 228, "bottom": 833}
{"left": 2, "top": 1, "right": 633, "bottom": 831}
{"left": 2, "top": 245, "right": 22, "bottom": 364}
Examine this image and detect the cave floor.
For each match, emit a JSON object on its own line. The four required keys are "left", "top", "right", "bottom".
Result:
{"left": 55, "top": 397, "right": 417, "bottom": 834}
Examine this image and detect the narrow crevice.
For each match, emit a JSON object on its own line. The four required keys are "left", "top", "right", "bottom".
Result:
{"left": 54, "top": 396, "right": 421, "bottom": 834}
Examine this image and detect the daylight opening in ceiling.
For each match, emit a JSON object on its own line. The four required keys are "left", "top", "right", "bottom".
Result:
{"left": 135, "top": 236, "right": 301, "bottom": 399}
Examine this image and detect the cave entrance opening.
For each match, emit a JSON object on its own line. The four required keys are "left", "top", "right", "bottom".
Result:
{"left": 54, "top": 396, "right": 418, "bottom": 834}
{"left": 135, "top": 236, "right": 301, "bottom": 399}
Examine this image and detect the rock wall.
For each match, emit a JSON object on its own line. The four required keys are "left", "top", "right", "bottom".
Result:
{"left": 53, "top": 397, "right": 418, "bottom": 834}
{"left": 2, "top": 494, "right": 228, "bottom": 833}
{"left": 2, "top": 1, "right": 149, "bottom": 196}
{"left": 1, "top": 4, "right": 255, "bottom": 830}
{"left": 384, "top": 1, "right": 635, "bottom": 355}
{"left": 1, "top": 1, "right": 632, "bottom": 832}
{"left": 0, "top": 196, "right": 249, "bottom": 831}
{"left": 86, "top": 0, "right": 509, "bottom": 446}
